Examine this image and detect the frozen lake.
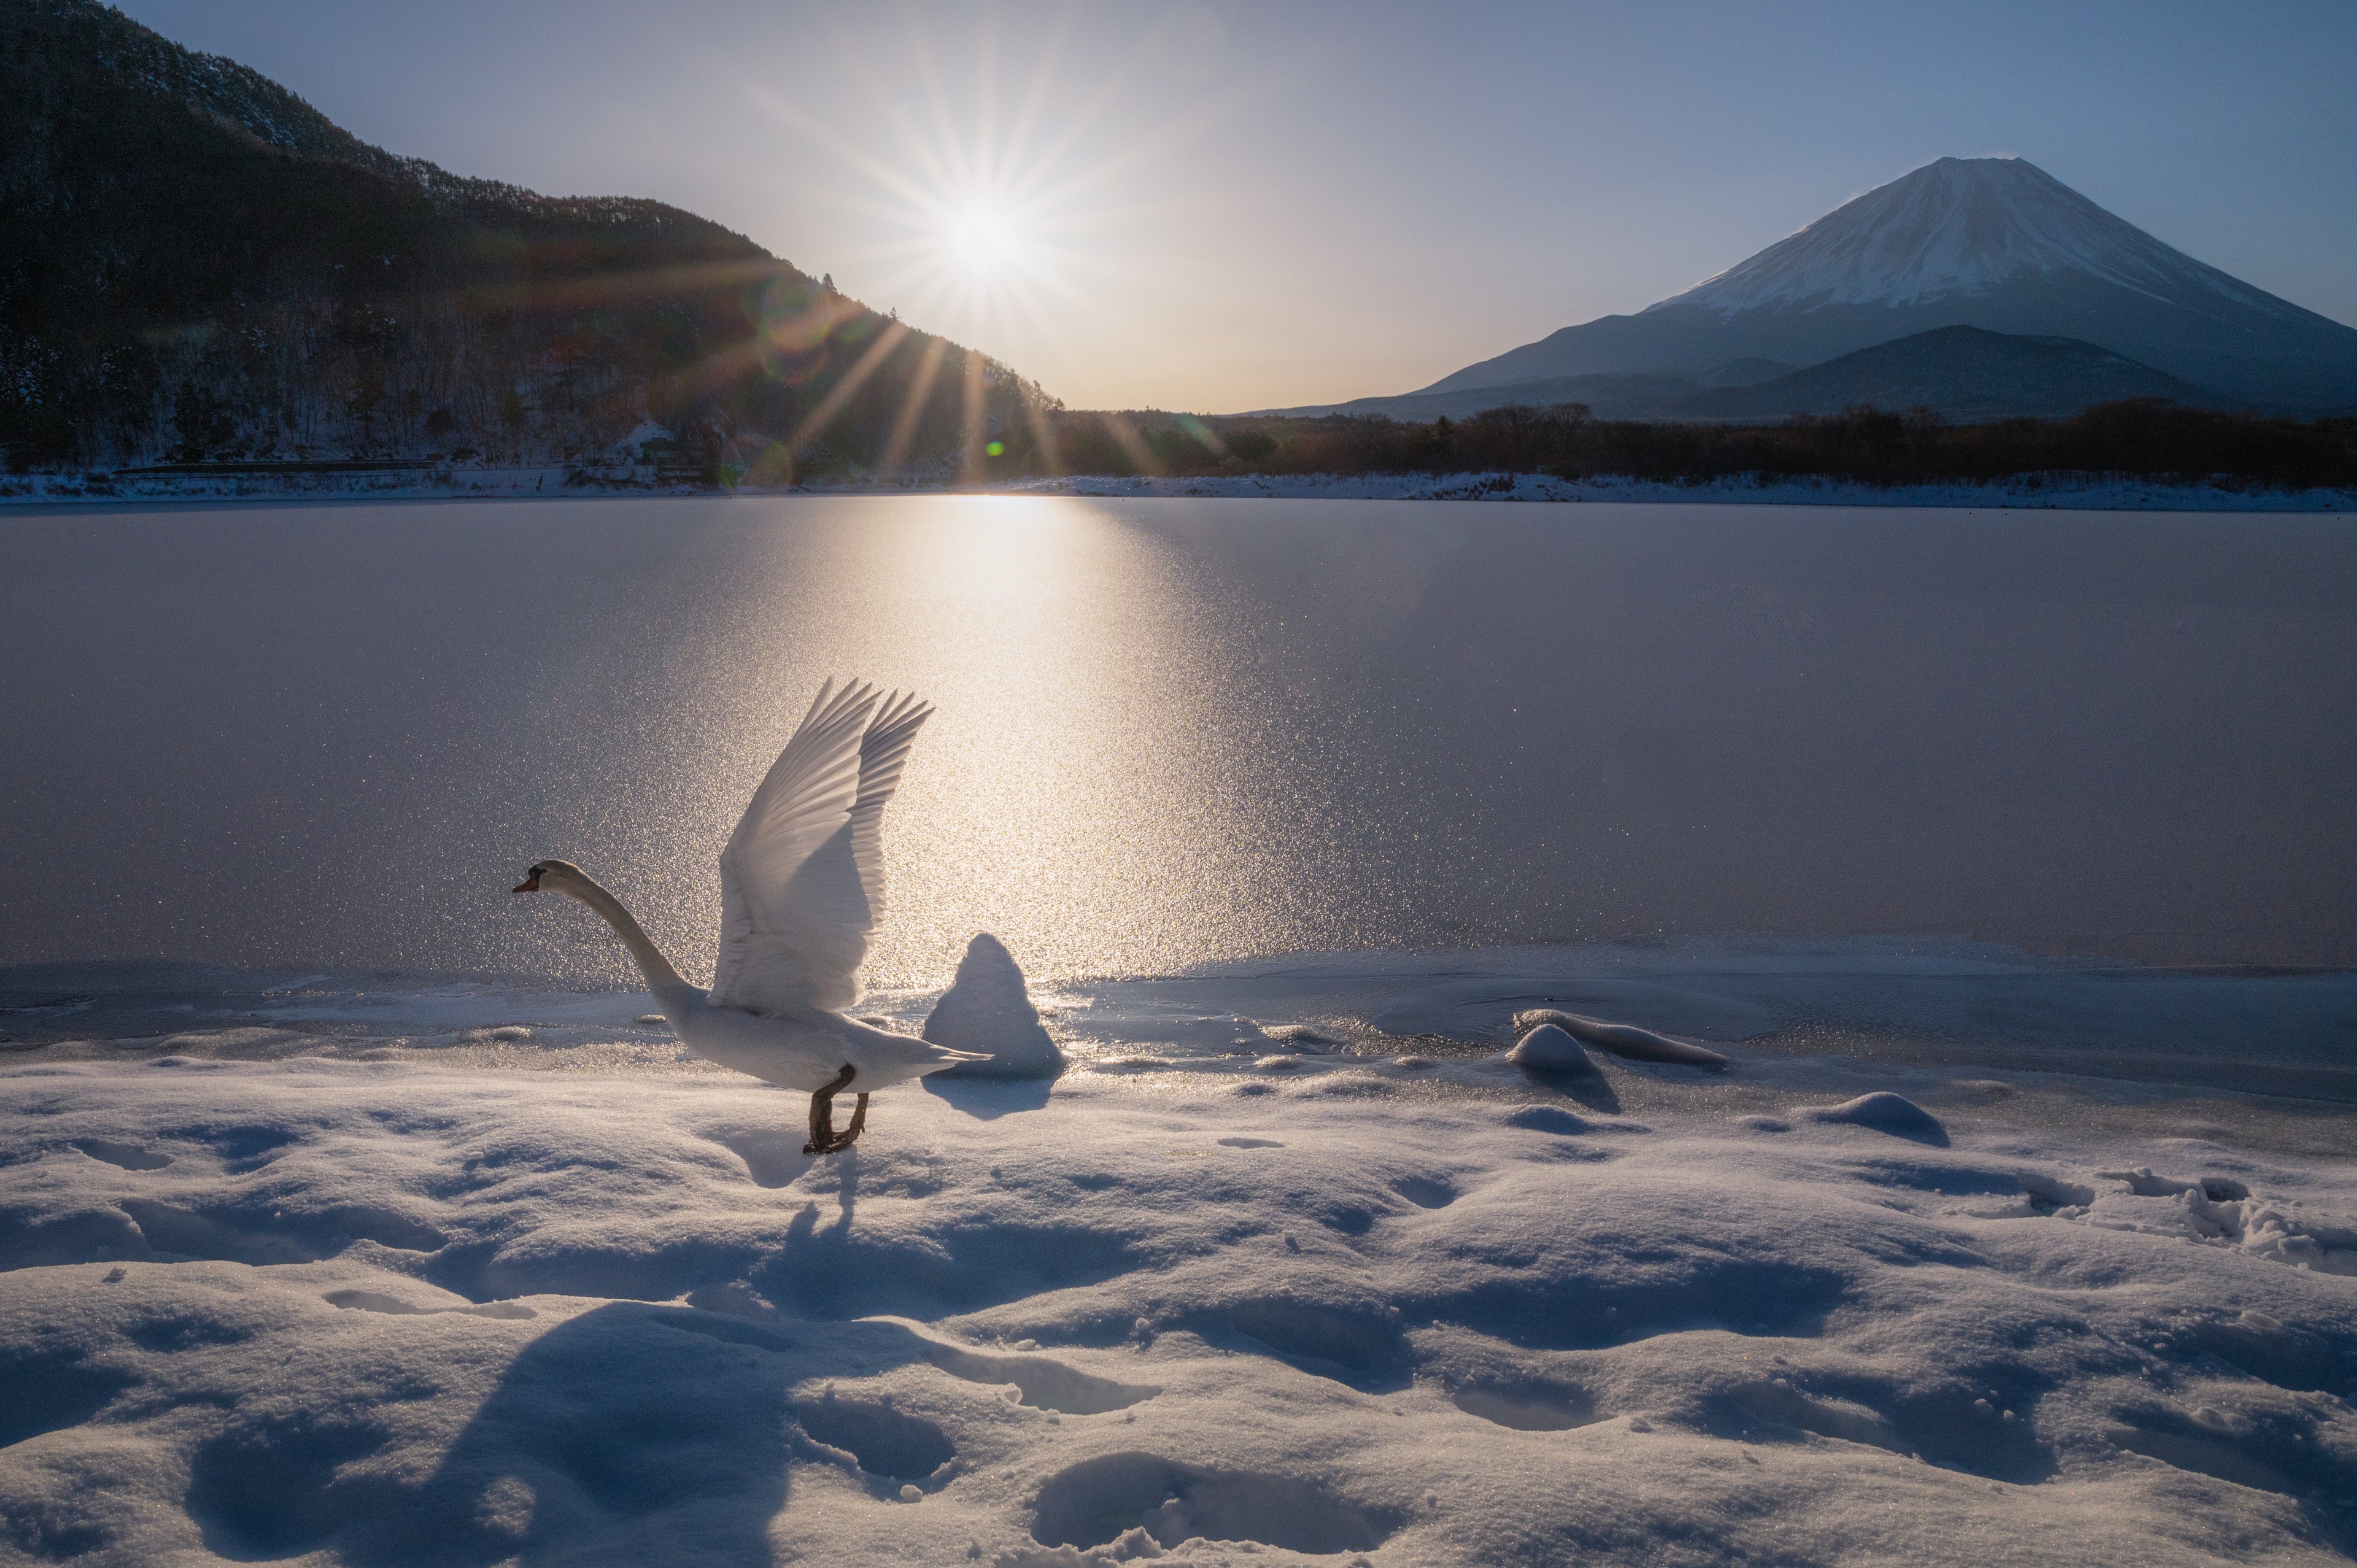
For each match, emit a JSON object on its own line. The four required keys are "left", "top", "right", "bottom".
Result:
{"left": 4, "top": 495, "right": 2355, "bottom": 983}
{"left": 5, "top": 497, "right": 2356, "bottom": 1564}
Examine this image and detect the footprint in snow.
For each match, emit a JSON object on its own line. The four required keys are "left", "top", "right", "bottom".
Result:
{"left": 797, "top": 1394, "right": 954, "bottom": 1488}
{"left": 1390, "top": 1176, "right": 1456, "bottom": 1210}
{"left": 1452, "top": 1380, "right": 1600, "bottom": 1431}
{"left": 74, "top": 1138, "right": 173, "bottom": 1171}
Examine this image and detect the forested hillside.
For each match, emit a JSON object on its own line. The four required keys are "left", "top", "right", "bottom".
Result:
{"left": 0, "top": 0, "right": 1050, "bottom": 475}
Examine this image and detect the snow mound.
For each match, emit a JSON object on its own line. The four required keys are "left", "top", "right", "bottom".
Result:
{"left": 1800, "top": 1092, "right": 1949, "bottom": 1144}
{"left": 1513, "top": 1010, "right": 1731, "bottom": 1068}
{"left": 926, "top": 934, "right": 1065, "bottom": 1079}
{"left": 1505, "top": 1023, "right": 1601, "bottom": 1076}
{"left": 1501, "top": 1104, "right": 1591, "bottom": 1135}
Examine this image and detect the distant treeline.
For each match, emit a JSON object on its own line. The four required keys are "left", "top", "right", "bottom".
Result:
{"left": 986, "top": 400, "right": 2357, "bottom": 491}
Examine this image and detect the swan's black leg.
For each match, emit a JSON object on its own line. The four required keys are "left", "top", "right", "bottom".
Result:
{"left": 802, "top": 1063, "right": 859, "bottom": 1156}
{"left": 834, "top": 1092, "right": 870, "bottom": 1151}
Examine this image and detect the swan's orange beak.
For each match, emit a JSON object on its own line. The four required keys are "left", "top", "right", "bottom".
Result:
{"left": 512, "top": 869, "right": 541, "bottom": 894}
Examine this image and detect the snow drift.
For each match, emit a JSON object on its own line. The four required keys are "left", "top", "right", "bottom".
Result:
{"left": 3, "top": 949, "right": 2354, "bottom": 1564}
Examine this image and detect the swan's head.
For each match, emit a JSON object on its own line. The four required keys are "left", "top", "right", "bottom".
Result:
{"left": 511, "top": 859, "right": 585, "bottom": 895}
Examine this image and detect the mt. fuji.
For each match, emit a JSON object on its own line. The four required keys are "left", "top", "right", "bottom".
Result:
{"left": 1651, "top": 156, "right": 2268, "bottom": 317}
{"left": 1329, "top": 158, "right": 2357, "bottom": 418}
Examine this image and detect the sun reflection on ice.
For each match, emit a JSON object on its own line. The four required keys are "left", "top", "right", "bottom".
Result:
{"left": 652, "top": 496, "right": 1341, "bottom": 997}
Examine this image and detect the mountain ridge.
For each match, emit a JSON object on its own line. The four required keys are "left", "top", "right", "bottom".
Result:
{"left": 1328, "top": 157, "right": 2357, "bottom": 420}
{"left": 0, "top": 0, "right": 1048, "bottom": 474}
{"left": 1666, "top": 326, "right": 2235, "bottom": 423}
{"left": 1243, "top": 325, "right": 2234, "bottom": 425}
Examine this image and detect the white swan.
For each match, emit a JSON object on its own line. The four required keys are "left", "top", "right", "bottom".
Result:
{"left": 512, "top": 679, "right": 988, "bottom": 1154}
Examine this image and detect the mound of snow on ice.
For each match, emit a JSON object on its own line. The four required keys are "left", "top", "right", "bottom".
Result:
{"left": 926, "top": 934, "right": 1066, "bottom": 1080}
{"left": 1801, "top": 1092, "right": 1950, "bottom": 1144}
{"left": 1513, "top": 1009, "right": 1732, "bottom": 1069}
{"left": 1504, "top": 1023, "right": 1600, "bottom": 1076}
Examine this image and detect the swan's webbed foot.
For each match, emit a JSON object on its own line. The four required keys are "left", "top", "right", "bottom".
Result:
{"left": 803, "top": 1064, "right": 864, "bottom": 1156}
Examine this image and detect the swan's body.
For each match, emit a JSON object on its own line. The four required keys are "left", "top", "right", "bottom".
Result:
{"left": 514, "top": 681, "right": 986, "bottom": 1150}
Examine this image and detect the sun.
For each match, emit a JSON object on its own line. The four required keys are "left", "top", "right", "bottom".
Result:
{"left": 945, "top": 202, "right": 1021, "bottom": 273}
{"left": 741, "top": 6, "right": 1162, "bottom": 433}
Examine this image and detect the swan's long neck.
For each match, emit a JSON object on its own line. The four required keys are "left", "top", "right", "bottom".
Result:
{"left": 559, "top": 871, "right": 694, "bottom": 1003}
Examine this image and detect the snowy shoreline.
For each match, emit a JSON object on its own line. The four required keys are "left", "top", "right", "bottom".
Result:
{"left": 4, "top": 944, "right": 2353, "bottom": 1563}
{"left": 4, "top": 466, "right": 2352, "bottom": 512}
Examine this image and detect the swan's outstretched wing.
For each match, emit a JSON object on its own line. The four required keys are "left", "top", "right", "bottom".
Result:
{"left": 711, "top": 679, "right": 934, "bottom": 1016}
{"left": 845, "top": 689, "right": 935, "bottom": 925}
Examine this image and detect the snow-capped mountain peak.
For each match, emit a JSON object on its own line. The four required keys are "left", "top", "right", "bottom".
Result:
{"left": 1647, "top": 156, "right": 2262, "bottom": 316}
{"left": 1397, "top": 152, "right": 2356, "bottom": 413}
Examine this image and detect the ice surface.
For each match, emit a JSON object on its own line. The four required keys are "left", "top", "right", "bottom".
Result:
{"left": 2, "top": 950, "right": 2353, "bottom": 1564}
{"left": 11, "top": 503, "right": 2357, "bottom": 995}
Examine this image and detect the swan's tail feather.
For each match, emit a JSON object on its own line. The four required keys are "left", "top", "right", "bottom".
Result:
{"left": 913, "top": 1045, "right": 996, "bottom": 1076}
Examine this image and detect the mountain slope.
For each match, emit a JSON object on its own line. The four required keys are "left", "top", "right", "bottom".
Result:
{"left": 1242, "top": 328, "right": 2228, "bottom": 427}
{"left": 1662, "top": 326, "right": 2235, "bottom": 423}
{"left": 1245, "top": 372, "right": 1713, "bottom": 422}
{"left": 0, "top": 0, "right": 1046, "bottom": 473}
{"left": 1415, "top": 158, "right": 2357, "bottom": 415}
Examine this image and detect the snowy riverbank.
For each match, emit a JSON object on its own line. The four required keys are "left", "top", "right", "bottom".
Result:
{"left": 5, "top": 467, "right": 2351, "bottom": 511}
{"left": 4, "top": 943, "right": 2352, "bottom": 1564}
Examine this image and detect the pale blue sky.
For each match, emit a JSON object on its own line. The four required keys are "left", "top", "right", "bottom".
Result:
{"left": 116, "top": 0, "right": 2357, "bottom": 411}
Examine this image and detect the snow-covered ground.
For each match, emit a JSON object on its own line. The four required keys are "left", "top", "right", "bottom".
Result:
{"left": 6, "top": 468, "right": 2351, "bottom": 512}
{"left": 5, "top": 941, "right": 2353, "bottom": 1564}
